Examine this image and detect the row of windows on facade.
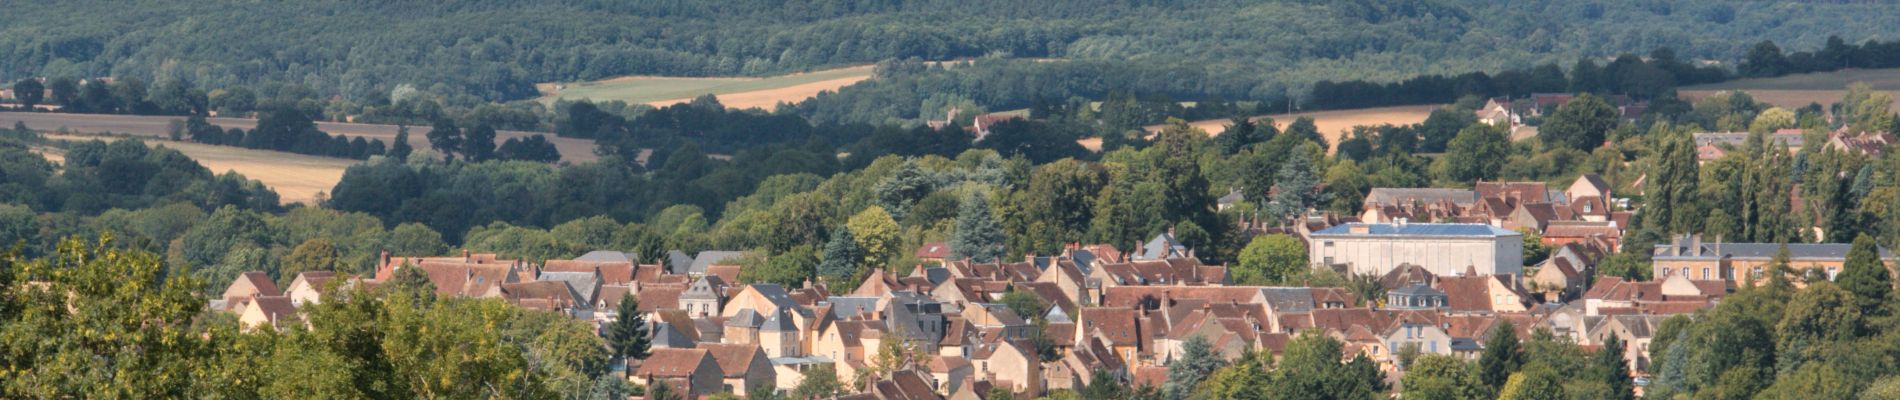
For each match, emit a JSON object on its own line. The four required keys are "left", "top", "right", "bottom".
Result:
{"left": 1657, "top": 266, "right": 1838, "bottom": 281}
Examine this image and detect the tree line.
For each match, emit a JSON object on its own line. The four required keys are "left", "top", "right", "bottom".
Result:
{"left": 1740, "top": 36, "right": 1900, "bottom": 79}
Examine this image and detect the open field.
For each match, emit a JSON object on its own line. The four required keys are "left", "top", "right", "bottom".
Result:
{"left": 537, "top": 65, "right": 876, "bottom": 109}
{"left": 1681, "top": 68, "right": 1900, "bottom": 114}
{"left": 0, "top": 112, "right": 597, "bottom": 163}
{"left": 1140, "top": 104, "right": 1442, "bottom": 153}
{"left": 37, "top": 133, "right": 356, "bottom": 205}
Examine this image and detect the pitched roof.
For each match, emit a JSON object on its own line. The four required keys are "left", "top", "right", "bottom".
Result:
{"left": 288, "top": 271, "right": 336, "bottom": 293}
{"left": 688, "top": 251, "right": 745, "bottom": 275}
{"left": 666, "top": 250, "right": 695, "bottom": 274}
{"left": 1135, "top": 232, "right": 1187, "bottom": 260}
{"left": 1438, "top": 275, "right": 1523, "bottom": 313}
{"left": 760, "top": 307, "right": 797, "bottom": 332}
{"left": 651, "top": 322, "right": 696, "bottom": 348}
{"left": 1364, "top": 188, "right": 1479, "bottom": 207}
{"left": 698, "top": 343, "right": 764, "bottom": 378}
{"left": 636, "top": 286, "right": 684, "bottom": 312}
{"left": 636, "top": 348, "right": 712, "bottom": 378}
{"left": 1475, "top": 181, "right": 1552, "bottom": 203}
{"left": 1544, "top": 220, "right": 1621, "bottom": 238}
{"left": 227, "top": 271, "right": 283, "bottom": 298}
{"left": 574, "top": 250, "right": 637, "bottom": 263}
{"left": 501, "top": 280, "right": 583, "bottom": 311}
{"left": 247, "top": 295, "right": 298, "bottom": 325}
{"left": 916, "top": 242, "right": 951, "bottom": 259}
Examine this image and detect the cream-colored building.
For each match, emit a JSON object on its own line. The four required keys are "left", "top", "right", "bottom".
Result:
{"left": 1309, "top": 223, "right": 1523, "bottom": 278}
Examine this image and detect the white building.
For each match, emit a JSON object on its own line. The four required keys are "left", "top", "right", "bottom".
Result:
{"left": 1308, "top": 222, "right": 1523, "bottom": 278}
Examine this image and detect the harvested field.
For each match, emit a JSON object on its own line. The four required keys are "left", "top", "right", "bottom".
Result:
{"left": 0, "top": 112, "right": 595, "bottom": 163}
{"left": 39, "top": 133, "right": 356, "bottom": 205}
{"left": 1678, "top": 89, "right": 1900, "bottom": 115}
{"left": 538, "top": 65, "right": 876, "bottom": 110}
{"left": 1144, "top": 104, "right": 1442, "bottom": 153}
{"left": 1681, "top": 68, "right": 1900, "bottom": 114}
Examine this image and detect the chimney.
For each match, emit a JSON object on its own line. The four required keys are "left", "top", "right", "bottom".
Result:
{"left": 380, "top": 249, "right": 391, "bottom": 268}
{"left": 462, "top": 249, "right": 471, "bottom": 262}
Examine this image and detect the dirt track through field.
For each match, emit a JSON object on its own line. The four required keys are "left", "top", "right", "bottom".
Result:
{"left": 0, "top": 112, "right": 597, "bottom": 163}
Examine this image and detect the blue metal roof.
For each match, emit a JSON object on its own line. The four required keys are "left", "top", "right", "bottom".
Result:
{"left": 1311, "top": 223, "right": 1521, "bottom": 237}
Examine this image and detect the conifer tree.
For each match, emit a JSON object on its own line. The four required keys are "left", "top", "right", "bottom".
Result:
{"left": 1836, "top": 234, "right": 1891, "bottom": 315}
{"left": 606, "top": 292, "right": 650, "bottom": 360}
{"left": 1479, "top": 321, "right": 1524, "bottom": 389}
{"left": 817, "top": 227, "right": 864, "bottom": 285}
{"left": 950, "top": 190, "right": 1005, "bottom": 263}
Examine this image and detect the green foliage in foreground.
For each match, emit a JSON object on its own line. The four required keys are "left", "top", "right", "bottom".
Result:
{"left": 0, "top": 235, "right": 611, "bottom": 398}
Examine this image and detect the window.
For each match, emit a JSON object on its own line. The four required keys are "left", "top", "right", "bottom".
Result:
{"left": 1323, "top": 257, "right": 1334, "bottom": 265}
{"left": 1429, "top": 341, "right": 1438, "bottom": 353}
{"left": 1324, "top": 241, "right": 1334, "bottom": 247}
{"left": 1752, "top": 266, "right": 1763, "bottom": 279}
{"left": 1828, "top": 267, "right": 1839, "bottom": 281}
{"left": 1702, "top": 268, "right": 1710, "bottom": 280}
{"left": 1660, "top": 268, "right": 1671, "bottom": 277}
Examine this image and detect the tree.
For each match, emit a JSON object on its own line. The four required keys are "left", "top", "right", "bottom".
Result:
{"left": 646, "top": 380, "right": 679, "bottom": 400}
{"left": 1401, "top": 354, "right": 1489, "bottom": 400}
{"left": 497, "top": 135, "right": 561, "bottom": 163}
{"left": 1163, "top": 336, "right": 1225, "bottom": 400}
{"left": 1496, "top": 365, "right": 1565, "bottom": 400}
{"left": 0, "top": 235, "right": 207, "bottom": 398}
{"left": 1757, "top": 363, "right": 1858, "bottom": 400}
{"left": 1235, "top": 234, "right": 1308, "bottom": 285}
{"left": 1636, "top": 123, "right": 1701, "bottom": 248}
{"left": 390, "top": 125, "right": 415, "bottom": 160}
{"left": 1836, "top": 234, "right": 1891, "bottom": 316}
{"left": 387, "top": 222, "right": 448, "bottom": 257}
{"left": 1269, "top": 333, "right": 1385, "bottom": 400}
{"left": 605, "top": 292, "right": 650, "bottom": 360}
{"left": 1082, "top": 369, "right": 1127, "bottom": 399}
{"left": 950, "top": 189, "right": 1005, "bottom": 263}
{"left": 11, "top": 79, "right": 44, "bottom": 110}
{"left": 817, "top": 227, "right": 864, "bottom": 286}
{"left": 1843, "top": 82, "right": 1896, "bottom": 134}
{"left": 1267, "top": 142, "right": 1327, "bottom": 221}
{"left": 1590, "top": 334, "right": 1633, "bottom": 400}
{"left": 1541, "top": 93, "right": 1619, "bottom": 151}
{"left": 426, "top": 119, "right": 463, "bottom": 160}
{"left": 1478, "top": 321, "right": 1523, "bottom": 389}
{"left": 462, "top": 124, "right": 498, "bottom": 162}
{"left": 1773, "top": 282, "right": 1860, "bottom": 375}
{"left": 987, "top": 387, "right": 1014, "bottom": 400}
{"left": 1000, "top": 288, "right": 1045, "bottom": 320}
{"left": 1435, "top": 123, "right": 1510, "bottom": 182}
{"left": 792, "top": 363, "right": 842, "bottom": 399}
{"left": 281, "top": 238, "right": 342, "bottom": 282}
{"left": 845, "top": 206, "right": 900, "bottom": 272}
{"left": 1194, "top": 351, "right": 1270, "bottom": 399}
{"left": 1742, "top": 40, "right": 1789, "bottom": 78}
{"left": 1419, "top": 107, "right": 1478, "bottom": 153}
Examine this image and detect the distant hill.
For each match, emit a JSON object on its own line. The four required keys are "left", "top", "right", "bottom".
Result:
{"left": 3, "top": 1, "right": 1899, "bottom": 104}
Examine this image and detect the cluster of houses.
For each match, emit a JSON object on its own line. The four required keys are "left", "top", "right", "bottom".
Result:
{"left": 204, "top": 170, "right": 1899, "bottom": 399}
{"left": 1476, "top": 94, "right": 1648, "bottom": 141}
{"left": 1692, "top": 127, "right": 1893, "bottom": 161}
